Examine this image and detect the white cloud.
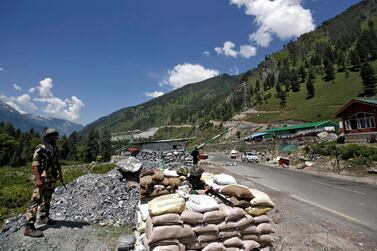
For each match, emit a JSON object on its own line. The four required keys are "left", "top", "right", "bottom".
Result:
{"left": 0, "top": 67, "right": 4, "bottom": 71}
{"left": 13, "top": 84, "right": 22, "bottom": 91}
{"left": 215, "top": 41, "right": 238, "bottom": 58}
{"left": 229, "top": 66, "right": 240, "bottom": 75}
{"left": 34, "top": 95, "right": 84, "bottom": 121}
{"left": 29, "top": 87, "right": 36, "bottom": 93}
{"left": 230, "top": 0, "right": 315, "bottom": 47}
{"left": 0, "top": 94, "right": 29, "bottom": 114}
{"left": 145, "top": 91, "right": 165, "bottom": 98}
{"left": 202, "top": 51, "right": 211, "bottom": 56}
{"left": 16, "top": 94, "right": 38, "bottom": 110}
{"left": 38, "top": 77, "right": 53, "bottom": 97}
{"left": 215, "top": 41, "right": 257, "bottom": 58}
{"left": 160, "top": 63, "right": 219, "bottom": 89}
{"left": 239, "top": 45, "right": 257, "bottom": 58}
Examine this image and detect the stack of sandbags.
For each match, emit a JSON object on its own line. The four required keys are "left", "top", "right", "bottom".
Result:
{"left": 244, "top": 189, "right": 275, "bottom": 217}
{"left": 202, "top": 173, "right": 238, "bottom": 191}
{"left": 143, "top": 194, "right": 191, "bottom": 251}
{"left": 140, "top": 169, "right": 183, "bottom": 199}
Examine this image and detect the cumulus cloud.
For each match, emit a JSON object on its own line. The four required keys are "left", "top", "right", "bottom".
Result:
{"left": 160, "top": 63, "right": 219, "bottom": 89}
{"left": 0, "top": 93, "right": 33, "bottom": 114}
{"left": 230, "top": 0, "right": 315, "bottom": 47}
{"left": 239, "top": 45, "right": 257, "bottom": 58}
{"left": 215, "top": 41, "right": 257, "bottom": 58}
{"left": 145, "top": 91, "right": 165, "bottom": 98}
{"left": 215, "top": 41, "right": 238, "bottom": 57}
{"left": 16, "top": 94, "right": 38, "bottom": 110}
{"left": 38, "top": 77, "right": 53, "bottom": 97}
{"left": 13, "top": 84, "right": 22, "bottom": 91}
{"left": 202, "top": 51, "right": 211, "bottom": 56}
{"left": 29, "top": 87, "right": 36, "bottom": 93}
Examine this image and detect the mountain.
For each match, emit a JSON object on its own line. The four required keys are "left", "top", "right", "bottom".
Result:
{"left": 82, "top": 74, "right": 242, "bottom": 134}
{"left": 0, "top": 100, "right": 84, "bottom": 135}
{"left": 84, "top": 0, "right": 377, "bottom": 134}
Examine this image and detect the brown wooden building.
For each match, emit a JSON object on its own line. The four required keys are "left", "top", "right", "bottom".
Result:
{"left": 335, "top": 98, "right": 377, "bottom": 142}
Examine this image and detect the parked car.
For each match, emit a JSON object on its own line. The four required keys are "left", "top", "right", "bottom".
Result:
{"left": 242, "top": 152, "right": 260, "bottom": 163}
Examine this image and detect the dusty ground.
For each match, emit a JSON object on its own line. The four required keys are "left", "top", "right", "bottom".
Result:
{"left": 201, "top": 162, "right": 377, "bottom": 251}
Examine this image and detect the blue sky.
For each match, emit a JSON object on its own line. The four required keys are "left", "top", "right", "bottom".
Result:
{"left": 0, "top": 0, "right": 359, "bottom": 125}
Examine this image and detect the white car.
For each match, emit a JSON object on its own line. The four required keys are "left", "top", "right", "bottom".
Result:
{"left": 242, "top": 152, "right": 259, "bottom": 163}
{"left": 230, "top": 149, "right": 239, "bottom": 159}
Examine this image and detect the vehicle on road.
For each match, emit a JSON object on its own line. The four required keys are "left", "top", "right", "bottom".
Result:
{"left": 242, "top": 152, "right": 259, "bottom": 163}
{"left": 230, "top": 149, "right": 239, "bottom": 159}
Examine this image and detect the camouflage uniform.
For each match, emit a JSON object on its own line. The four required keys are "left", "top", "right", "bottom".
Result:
{"left": 25, "top": 141, "right": 61, "bottom": 225}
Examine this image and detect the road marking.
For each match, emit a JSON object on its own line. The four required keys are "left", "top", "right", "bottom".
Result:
{"left": 290, "top": 194, "right": 371, "bottom": 229}
{"left": 223, "top": 167, "right": 282, "bottom": 192}
{"left": 311, "top": 180, "right": 367, "bottom": 195}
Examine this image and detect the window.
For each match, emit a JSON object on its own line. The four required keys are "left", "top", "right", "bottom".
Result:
{"left": 345, "top": 112, "right": 375, "bottom": 130}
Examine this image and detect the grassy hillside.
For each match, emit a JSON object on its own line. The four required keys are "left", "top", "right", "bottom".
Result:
{"left": 82, "top": 74, "right": 242, "bottom": 134}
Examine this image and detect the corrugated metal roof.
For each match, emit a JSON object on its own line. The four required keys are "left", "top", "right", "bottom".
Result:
{"left": 265, "top": 120, "right": 336, "bottom": 133}
{"left": 355, "top": 98, "right": 377, "bottom": 105}
{"left": 336, "top": 98, "right": 377, "bottom": 117}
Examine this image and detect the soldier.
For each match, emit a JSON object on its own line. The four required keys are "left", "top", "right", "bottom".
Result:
{"left": 24, "top": 128, "right": 63, "bottom": 238}
{"left": 191, "top": 147, "right": 200, "bottom": 165}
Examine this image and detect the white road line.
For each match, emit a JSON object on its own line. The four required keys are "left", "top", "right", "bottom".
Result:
{"left": 224, "top": 167, "right": 282, "bottom": 192}
{"left": 290, "top": 195, "right": 371, "bottom": 229}
{"left": 311, "top": 180, "right": 367, "bottom": 195}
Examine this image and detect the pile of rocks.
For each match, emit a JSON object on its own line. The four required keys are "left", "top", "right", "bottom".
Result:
{"left": 50, "top": 169, "right": 139, "bottom": 227}
{"left": 137, "top": 150, "right": 192, "bottom": 166}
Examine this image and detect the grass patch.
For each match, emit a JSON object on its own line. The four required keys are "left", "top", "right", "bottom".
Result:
{"left": 0, "top": 163, "right": 116, "bottom": 225}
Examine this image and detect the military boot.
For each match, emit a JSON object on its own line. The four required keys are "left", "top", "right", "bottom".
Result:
{"left": 39, "top": 217, "right": 56, "bottom": 225}
{"left": 24, "top": 225, "right": 44, "bottom": 238}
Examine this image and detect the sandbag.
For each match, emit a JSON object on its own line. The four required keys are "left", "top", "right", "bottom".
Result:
{"left": 192, "top": 224, "right": 218, "bottom": 234}
{"left": 152, "top": 213, "right": 183, "bottom": 226}
{"left": 239, "top": 225, "right": 258, "bottom": 234}
{"left": 202, "top": 242, "right": 226, "bottom": 251}
{"left": 148, "top": 194, "right": 186, "bottom": 216}
{"left": 146, "top": 221, "right": 194, "bottom": 244}
{"left": 168, "top": 177, "right": 181, "bottom": 189}
{"left": 140, "top": 175, "right": 153, "bottom": 189}
{"left": 249, "top": 189, "right": 275, "bottom": 207}
{"left": 200, "top": 172, "right": 215, "bottom": 183}
{"left": 243, "top": 240, "right": 260, "bottom": 251}
{"left": 117, "top": 157, "right": 142, "bottom": 173}
{"left": 163, "top": 169, "right": 179, "bottom": 177}
{"left": 236, "top": 214, "right": 254, "bottom": 228}
{"left": 223, "top": 237, "right": 244, "bottom": 248}
{"left": 202, "top": 210, "right": 226, "bottom": 224}
{"left": 149, "top": 189, "right": 170, "bottom": 197}
{"left": 226, "top": 248, "right": 242, "bottom": 251}
{"left": 161, "top": 177, "right": 170, "bottom": 186}
{"left": 257, "top": 223, "right": 274, "bottom": 234}
{"left": 140, "top": 169, "right": 155, "bottom": 178}
{"left": 258, "top": 234, "right": 274, "bottom": 246}
{"left": 151, "top": 244, "right": 183, "bottom": 251}
{"left": 220, "top": 185, "right": 254, "bottom": 201}
{"left": 230, "top": 196, "right": 250, "bottom": 208}
{"left": 179, "top": 235, "right": 198, "bottom": 244}
{"left": 213, "top": 173, "right": 237, "bottom": 185}
{"left": 197, "top": 233, "right": 220, "bottom": 243}
{"left": 152, "top": 170, "right": 164, "bottom": 182}
{"left": 186, "top": 195, "right": 219, "bottom": 213}
{"left": 181, "top": 210, "right": 203, "bottom": 224}
{"left": 184, "top": 241, "right": 206, "bottom": 250}
{"left": 137, "top": 203, "right": 149, "bottom": 221}
{"left": 218, "top": 230, "right": 241, "bottom": 239}
{"left": 219, "top": 203, "right": 246, "bottom": 222}
{"left": 244, "top": 206, "right": 273, "bottom": 217}
{"left": 217, "top": 221, "right": 238, "bottom": 231}
{"left": 254, "top": 215, "right": 271, "bottom": 224}
{"left": 242, "top": 234, "right": 259, "bottom": 241}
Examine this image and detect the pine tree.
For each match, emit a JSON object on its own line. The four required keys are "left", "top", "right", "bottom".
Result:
{"left": 290, "top": 70, "right": 301, "bottom": 92}
{"left": 324, "top": 62, "right": 335, "bottom": 81}
{"left": 306, "top": 76, "right": 315, "bottom": 99}
{"left": 309, "top": 67, "right": 316, "bottom": 80}
{"left": 298, "top": 65, "right": 306, "bottom": 82}
{"left": 100, "top": 130, "right": 112, "bottom": 162}
{"left": 360, "top": 63, "right": 377, "bottom": 97}
{"left": 278, "top": 91, "right": 286, "bottom": 108}
{"left": 84, "top": 130, "right": 99, "bottom": 163}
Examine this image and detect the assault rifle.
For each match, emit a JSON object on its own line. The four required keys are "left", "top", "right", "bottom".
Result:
{"left": 205, "top": 186, "right": 233, "bottom": 207}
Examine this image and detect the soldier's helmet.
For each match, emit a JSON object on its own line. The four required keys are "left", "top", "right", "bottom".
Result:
{"left": 176, "top": 166, "right": 188, "bottom": 176}
{"left": 44, "top": 128, "right": 59, "bottom": 138}
{"left": 190, "top": 165, "right": 204, "bottom": 176}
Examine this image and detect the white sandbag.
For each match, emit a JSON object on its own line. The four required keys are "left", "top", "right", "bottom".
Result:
{"left": 201, "top": 172, "right": 215, "bottom": 183}
{"left": 249, "top": 189, "right": 275, "bottom": 207}
{"left": 163, "top": 169, "right": 180, "bottom": 177}
{"left": 205, "top": 178, "right": 224, "bottom": 191}
{"left": 186, "top": 194, "right": 219, "bottom": 213}
{"left": 213, "top": 173, "right": 237, "bottom": 185}
{"left": 137, "top": 203, "right": 149, "bottom": 221}
{"left": 116, "top": 157, "right": 142, "bottom": 173}
{"left": 148, "top": 194, "right": 186, "bottom": 216}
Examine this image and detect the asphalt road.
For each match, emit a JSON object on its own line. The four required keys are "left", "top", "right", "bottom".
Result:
{"left": 209, "top": 154, "right": 377, "bottom": 232}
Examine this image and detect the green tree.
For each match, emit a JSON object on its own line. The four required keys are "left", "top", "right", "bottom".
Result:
{"left": 290, "top": 70, "right": 301, "bottom": 92}
{"left": 360, "top": 63, "right": 377, "bottom": 97}
{"left": 100, "top": 130, "right": 112, "bottom": 162}
{"left": 84, "top": 130, "right": 99, "bottom": 163}
{"left": 278, "top": 90, "right": 287, "bottom": 108}
{"left": 298, "top": 65, "right": 306, "bottom": 82}
{"left": 324, "top": 62, "right": 335, "bottom": 81}
{"left": 306, "top": 76, "right": 315, "bottom": 99}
